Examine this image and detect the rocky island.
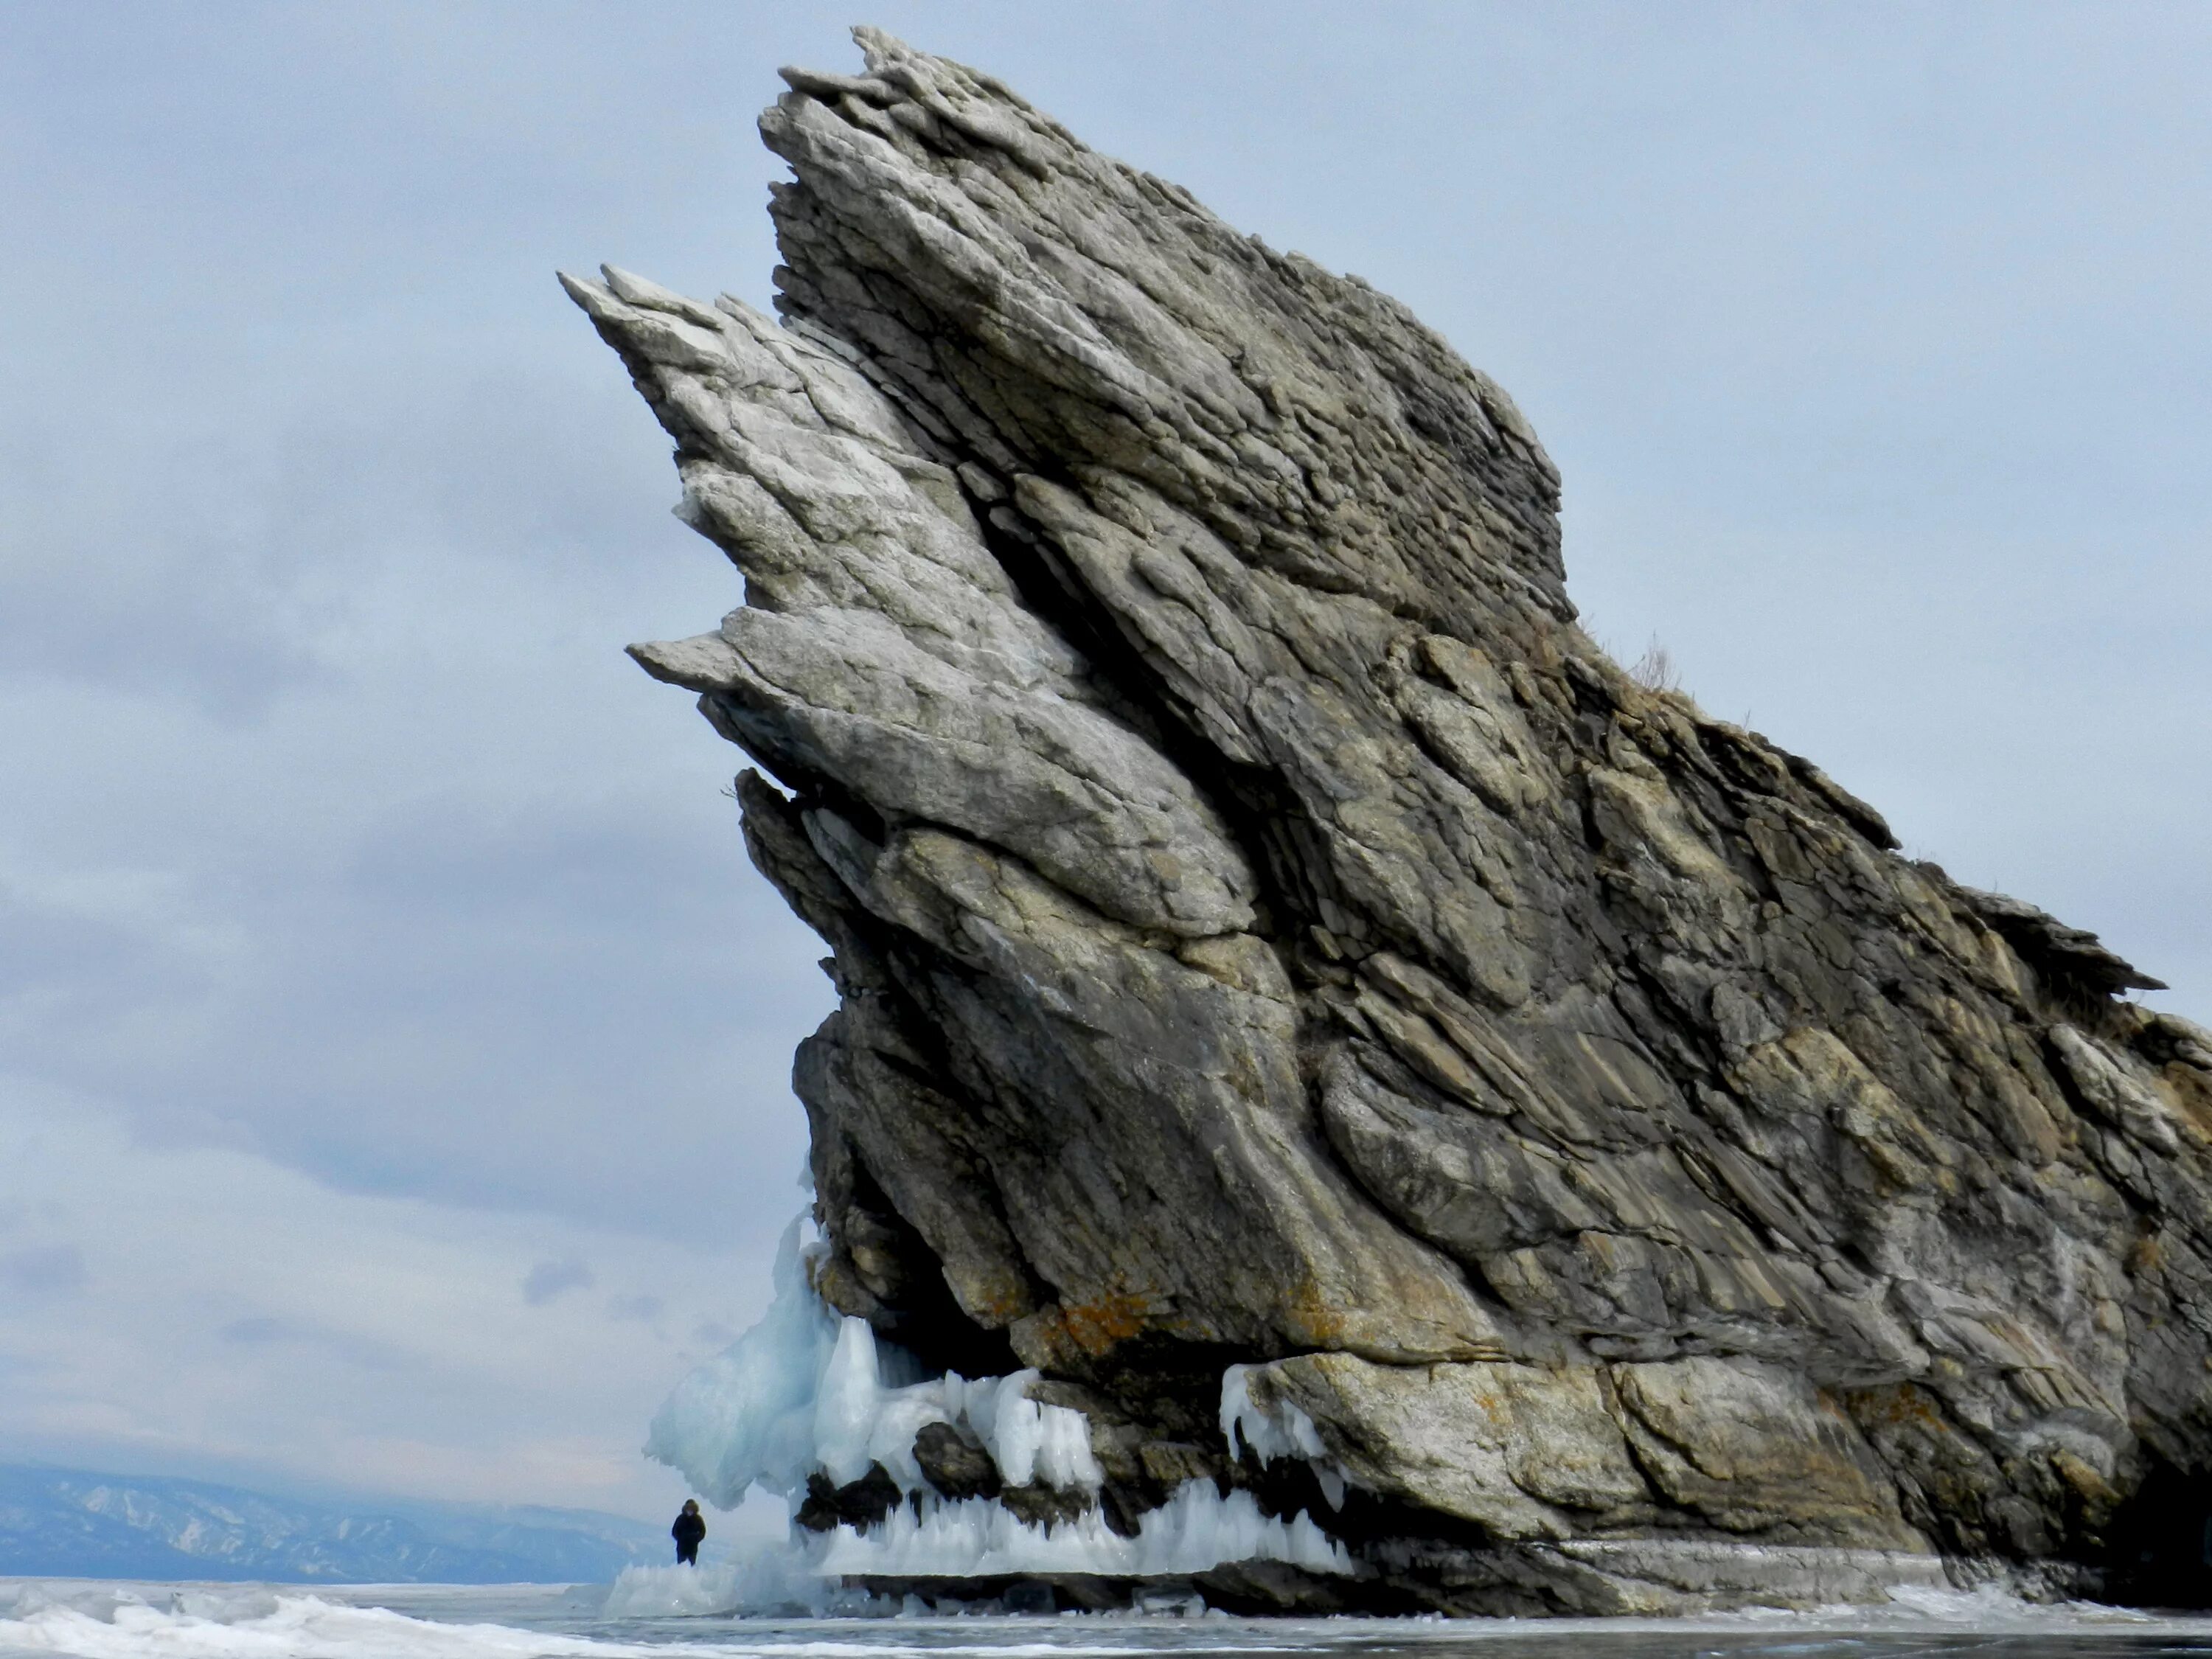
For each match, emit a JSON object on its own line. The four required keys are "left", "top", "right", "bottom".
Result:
{"left": 566, "top": 28, "right": 2212, "bottom": 1615}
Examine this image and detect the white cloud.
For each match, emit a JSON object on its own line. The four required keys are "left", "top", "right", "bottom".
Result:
{"left": 523, "top": 1258, "right": 595, "bottom": 1307}
{"left": 0, "top": 1081, "right": 790, "bottom": 1519}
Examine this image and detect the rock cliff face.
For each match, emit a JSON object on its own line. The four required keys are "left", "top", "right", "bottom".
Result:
{"left": 568, "top": 29, "right": 2212, "bottom": 1614}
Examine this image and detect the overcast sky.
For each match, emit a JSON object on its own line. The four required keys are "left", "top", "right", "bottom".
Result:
{"left": 2, "top": 1, "right": 2205, "bottom": 1526}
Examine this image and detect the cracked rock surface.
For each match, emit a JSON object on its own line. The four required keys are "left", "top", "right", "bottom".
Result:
{"left": 569, "top": 28, "right": 2212, "bottom": 1613}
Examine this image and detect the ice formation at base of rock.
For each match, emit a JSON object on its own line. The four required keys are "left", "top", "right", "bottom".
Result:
{"left": 644, "top": 1217, "right": 837, "bottom": 1507}
{"left": 810, "top": 1482, "right": 1349, "bottom": 1580}
{"left": 650, "top": 1213, "right": 1107, "bottom": 1505}
{"left": 647, "top": 1215, "right": 1348, "bottom": 1590}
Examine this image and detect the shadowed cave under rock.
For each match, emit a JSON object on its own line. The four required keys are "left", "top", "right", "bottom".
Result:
{"left": 566, "top": 27, "right": 2212, "bottom": 1616}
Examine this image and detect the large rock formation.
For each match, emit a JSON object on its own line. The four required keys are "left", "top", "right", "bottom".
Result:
{"left": 568, "top": 29, "right": 2212, "bottom": 1614}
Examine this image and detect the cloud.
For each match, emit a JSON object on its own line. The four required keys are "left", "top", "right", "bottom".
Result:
{"left": 0, "top": 1245, "right": 87, "bottom": 1295}
{"left": 522, "top": 1258, "right": 594, "bottom": 1307}
{"left": 607, "top": 1293, "right": 663, "bottom": 1323}
{"left": 0, "top": 1088, "right": 773, "bottom": 1517}
{"left": 218, "top": 1316, "right": 293, "bottom": 1343}
{"left": 0, "top": 452, "right": 834, "bottom": 1239}
{"left": 217, "top": 1315, "right": 416, "bottom": 1374}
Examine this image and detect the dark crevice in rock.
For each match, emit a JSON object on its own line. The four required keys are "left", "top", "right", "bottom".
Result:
{"left": 824, "top": 1149, "right": 1023, "bottom": 1378}
{"left": 2104, "top": 1455, "right": 2212, "bottom": 1608}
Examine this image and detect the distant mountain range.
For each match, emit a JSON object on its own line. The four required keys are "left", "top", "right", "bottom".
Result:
{"left": 0, "top": 1464, "right": 673, "bottom": 1582}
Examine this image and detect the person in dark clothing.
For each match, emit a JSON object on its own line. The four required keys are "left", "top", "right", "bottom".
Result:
{"left": 672, "top": 1498, "right": 706, "bottom": 1565}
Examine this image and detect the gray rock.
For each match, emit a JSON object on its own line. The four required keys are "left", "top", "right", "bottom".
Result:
{"left": 913, "top": 1422, "right": 1001, "bottom": 1501}
{"left": 569, "top": 26, "right": 2212, "bottom": 1613}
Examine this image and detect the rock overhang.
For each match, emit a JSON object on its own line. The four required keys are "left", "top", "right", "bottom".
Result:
{"left": 568, "top": 25, "right": 2212, "bottom": 1615}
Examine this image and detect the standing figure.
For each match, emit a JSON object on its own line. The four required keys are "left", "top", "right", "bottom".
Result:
{"left": 671, "top": 1498, "right": 706, "bottom": 1565}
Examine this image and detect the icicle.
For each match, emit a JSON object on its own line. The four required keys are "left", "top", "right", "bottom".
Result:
{"left": 814, "top": 1316, "right": 888, "bottom": 1486}
{"left": 807, "top": 1478, "right": 1352, "bottom": 1579}
{"left": 1218, "top": 1363, "right": 1352, "bottom": 1510}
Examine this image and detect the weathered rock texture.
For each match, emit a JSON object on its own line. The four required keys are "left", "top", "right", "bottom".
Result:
{"left": 569, "top": 29, "right": 2212, "bottom": 1613}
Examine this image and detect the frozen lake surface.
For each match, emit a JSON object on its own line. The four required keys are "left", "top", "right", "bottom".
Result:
{"left": 6, "top": 1579, "right": 2212, "bottom": 1659}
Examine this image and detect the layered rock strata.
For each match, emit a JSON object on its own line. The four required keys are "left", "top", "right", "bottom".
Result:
{"left": 568, "top": 28, "right": 2212, "bottom": 1613}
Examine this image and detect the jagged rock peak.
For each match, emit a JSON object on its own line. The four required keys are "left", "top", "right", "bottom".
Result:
{"left": 566, "top": 27, "right": 2212, "bottom": 1615}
